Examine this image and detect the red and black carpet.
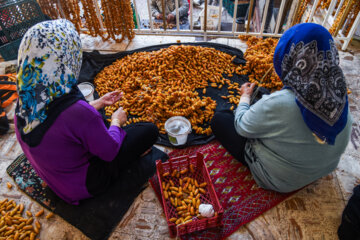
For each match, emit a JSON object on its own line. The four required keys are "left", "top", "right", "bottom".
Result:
{"left": 150, "top": 141, "right": 295, "bottom": 240}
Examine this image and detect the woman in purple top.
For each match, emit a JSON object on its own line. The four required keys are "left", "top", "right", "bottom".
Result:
{"left": 14, "top": 19, "right": 159, "bottom": 205}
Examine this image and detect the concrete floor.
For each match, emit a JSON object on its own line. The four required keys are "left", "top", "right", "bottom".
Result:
{"left": 0, "top": 35, "right": 359, "bottom": 239}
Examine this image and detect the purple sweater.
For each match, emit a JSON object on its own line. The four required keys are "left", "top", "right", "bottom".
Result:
{"left": 15, "top": 100, "right": 126, "bottom": 205}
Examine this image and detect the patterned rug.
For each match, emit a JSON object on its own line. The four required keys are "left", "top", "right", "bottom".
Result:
{"left": 6, "top": 154, "right": 56, "bottom": 209}
{"left": 150, "top": 141, "right": 295, "bottom": 240}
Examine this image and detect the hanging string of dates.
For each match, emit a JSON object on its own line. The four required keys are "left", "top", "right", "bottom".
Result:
{"left": 36, "top": 0, "right": 135, "bottom": 43}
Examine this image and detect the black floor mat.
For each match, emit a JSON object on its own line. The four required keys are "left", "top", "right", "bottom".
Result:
{"left": 77, "top": 42, "right": 269, "bottom": 148}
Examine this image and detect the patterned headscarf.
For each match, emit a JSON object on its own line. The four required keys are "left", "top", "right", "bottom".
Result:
{"left": 274, "top": 23, "right": 348, "bottom": 145}
{"left": 16, "top": 19, "right": 82, "bottom": 134}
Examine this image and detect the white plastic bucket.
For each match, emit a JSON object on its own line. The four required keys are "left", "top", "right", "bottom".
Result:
{"left": 78, "top": 82, "right": 95, "bottom": 101}
{"left": 165, "top": 116, "right": 192, "bottom": 146}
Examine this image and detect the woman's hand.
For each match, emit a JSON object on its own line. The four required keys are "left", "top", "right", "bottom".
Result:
{"left": 89, "top": 91, "right": 123, "bottom": 110}
{"left": 156, "top": 13, "right": 163, "bottom": 20}
{"left": 100, "top": 91, "right": 123, "bottom": 107}
{"left": 111, "top": 107, "right": 127, "bottom": 127}
{"left": 238, "top": 82, "right": 256, "bottom": 105}
{"left": 167, "top": 13, "right": 175, "bottom": 23}
{"left": 240, "top": 82, "right": 256, "bottom": 98}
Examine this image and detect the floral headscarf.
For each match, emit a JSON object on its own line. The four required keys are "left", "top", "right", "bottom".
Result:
{"left": 273, "top": 23, "right": 348, "bottom": 145}
{"left": 16, "top": 19, "right": 82, "bottom": 134}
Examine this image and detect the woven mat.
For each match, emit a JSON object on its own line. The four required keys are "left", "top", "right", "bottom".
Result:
{"left": 150, "top": 141, "right": 295, "bottom": 240}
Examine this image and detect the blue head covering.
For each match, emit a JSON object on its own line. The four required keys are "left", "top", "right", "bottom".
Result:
{"left": 15, "top": 19, "right": 85, "bottom": 147}
{"left": 273, "top": 23, "right": 348, "bottom": 145}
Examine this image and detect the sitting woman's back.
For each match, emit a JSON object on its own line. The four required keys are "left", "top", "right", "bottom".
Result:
{"left": 211, "top": 23, "right": 352, "bottom": 193}
{"left": 235, "top": 88, "right": 352, "bottom": 192}
{"left": 14, "top": 19, "right": 159, "bottom": 205}
{"left": 15, "top": 100, "right": 123, "bottom": 204}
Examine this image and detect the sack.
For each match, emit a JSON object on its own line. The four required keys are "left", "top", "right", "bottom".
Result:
{"left": 0, "top": 74, "right": 18, "bottom": 135}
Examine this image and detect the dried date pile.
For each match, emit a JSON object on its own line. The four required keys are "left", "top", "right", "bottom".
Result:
{"left": 94, "top": 45, "right": 242, "bottom": 135}
{"left": 0, "top": 182, "right": 54, "bottom": 240}
{"left": 236, "top": 36, "right": 283, "bottom": 90}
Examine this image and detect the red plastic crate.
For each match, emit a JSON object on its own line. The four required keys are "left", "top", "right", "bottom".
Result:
{"left": 156, "top": 152, "right": 223, "bottom": 237}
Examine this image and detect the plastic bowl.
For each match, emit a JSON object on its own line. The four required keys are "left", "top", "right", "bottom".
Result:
{"left": 165, "top": 116, "right": 192, "bottom": 146}
{"left": 78, "top": 82, "right": 95, "bottom": 101}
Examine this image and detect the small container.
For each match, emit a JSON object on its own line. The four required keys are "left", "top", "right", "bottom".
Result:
{"left": 165, "top": 116, "right": 191, "bottom": 146}
{"left": 78, "top": 82, "right": 95, "bottom": 101}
